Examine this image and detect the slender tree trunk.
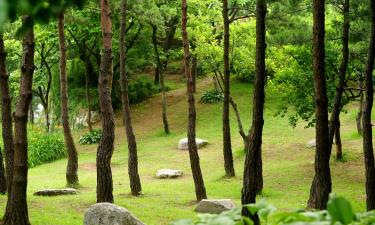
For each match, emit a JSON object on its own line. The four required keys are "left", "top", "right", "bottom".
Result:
{"left": 241, "top": 1, "right": 266, "bottom": 222}
{"left": 357, "top": 74, "right": 364, "bottom": 135}
{"left": 182, "top": 0, "right": 207, "bottom": 202}
{"left": 29, "top": 101, "right": 34, "bottom": 125}
{"left": 335, "top": 119, "right": 343, "bottom": 161}
{"left": 120, "top": 0, "right": 142, "bottom": 196}
{"left": 58, "top": 13, "right": 79, "bottom": 186}
{"left": 5, "top": 16, "right": 34, "bottom": 225}
{"left": 328, "top": 0, "right": 349, "bottom": 156}
{"left": 97, "top": 0, "right": 115, "bottom": 203}
{"left": 85, "top": 61, "right": 93, "bottom": 132}
{"left": 362, "top": 0, "right": 375, "bottom": 211}
{"left": 307, "top": 0, "right": 332, "bottom": 210}
{"left": 222, "top": 0, "right": 235, "bottom": 178}
{"left": 44, "top": 105, "right": 50, "bottom": 132}
{"left": 154, "top": 65, "right": 160, "bottom": 85}
{"left": 0, "top": 148, "right": 5, "bottom": 194}
{"left": 0, "top": 34, "right": 15, "bottom": 221}
{"left": 151, "top": 25, "right": 170, "bottom": 134}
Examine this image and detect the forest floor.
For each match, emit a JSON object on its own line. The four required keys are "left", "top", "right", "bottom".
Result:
{"left": 0, "top": 72, "right": 368, "bottom": 225}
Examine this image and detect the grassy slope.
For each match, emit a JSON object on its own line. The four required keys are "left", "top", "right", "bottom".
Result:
{"left": 0, "top": 75, "right": 368, "bottom": 225}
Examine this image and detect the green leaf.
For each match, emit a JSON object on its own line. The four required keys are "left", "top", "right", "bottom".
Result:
{"left": 327, "top": 194, "right": 355, "bottom": 225}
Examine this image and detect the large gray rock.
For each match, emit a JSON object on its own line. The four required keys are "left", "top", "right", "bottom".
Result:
{"left": 178, "top": 138, "right": 208, "bottom": 150}
{"left": 156, "top": 169, "right": 183, "bottom": 179}
{"left": 195, "top": 199, "right": 236, "bottom": 214}
{"left": 34, "top": 188, "right": 78, "bottom": 196}
{"left": 84, "top": 203, "right": 145, "bottom": 225}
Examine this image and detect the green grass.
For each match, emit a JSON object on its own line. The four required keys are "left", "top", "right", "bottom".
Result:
{"left": 0, "top": 77, "right": 368, "bottom": 224}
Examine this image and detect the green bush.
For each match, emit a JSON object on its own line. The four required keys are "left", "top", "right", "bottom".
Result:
{"left": 28, "top": 130, "right": 66, "bottom": 168}
{"left": 200, "top": 89, "right": 224, "bottom": 104}
{"left": 128, "top": 77, "right": 159, "bottom": 104}
{"left": 173, "top": 194, "right": 375, "bottom": 225}
{"left": 79, "top": 129, "right": 102, "bottom": 145}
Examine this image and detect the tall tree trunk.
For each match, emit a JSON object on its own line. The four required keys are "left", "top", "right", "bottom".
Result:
{"left": 357, "top": 74, "right": 364, "bottom": 135}
{"left": 151, "top": 25, "right": 170, "bottom": 134}
{"left": 58, "top": 12, "right": 79, "bottom": 186}
{"left": 5, "top": 16, "right": 34, "bottom": 225}
{"left": 44, "top": 105, "right": 50, "bottom": 132}
{"left": 85, "top": 61, "right": 93, "bottom": 132}
{"left": 0, "top": 34, "right": 15, "bottom": 221}
{"left": 0, "top": 148, "right": 5, "bottom": 194}
{"left": 182, "top": 0, "right": 207, "bottom": 202}
{"left": 328, "top": 0, "right": 349, "bottom": 156}
{"left": 335, "top": 118, "right": 343, "bottom": 161}
{"left": 120, "top": 0, "right": 142, "bottom": 196}
{"left": 241, "top": 0, "right": 266, "bottom": 222}
{"left": 97, "top": 0, "right": 115, "bottom": 203}
{"left": 154, "top": 65, "right": 160, "bottom": 85}
{"left": 362, "top": 0, "right": 375, "bottom": 211}
{"left": 307, "top": 0, "right": 332, "bottom": 210}
{"left": 222, "top": 0, "right": 235, "bottom": 178}
{"left": 29, "top": 101, "right": 34, "bottom": 125}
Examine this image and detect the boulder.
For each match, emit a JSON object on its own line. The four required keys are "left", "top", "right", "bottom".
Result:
{"left": 34, "top": 188, "right": 78, "bottom": 196}
{"left": 306, "top": 139, "right": 316, "bottom": 148}
{"left": 195, "top": 199, "right": 236, "bottom": 214}
{"left": 178, "top": 138, "right": 208, "bottom": 150}
{"left": 84, "top": 203, "right": 145, "bottom": 225}
{"left": 156, "top": 169, "right": 183, "bottom": 179}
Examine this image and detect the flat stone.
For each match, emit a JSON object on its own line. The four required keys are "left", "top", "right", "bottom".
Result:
{"left": 84, "top": 203, "right": 145, "bottom": 225}
{"left": 195, "top": 199, "right": 236, "bottom": 214}
{"left": 34, "top": 188, "right": 78, "bottom": 196}
{"left": 178, "top": 138, "right": 208, "bottom": 150}
{"left": 306, "top": 139, "right": 316, "bottom": 148}
{"left": 156, "top": 169, "right": 183, "bottom": 179}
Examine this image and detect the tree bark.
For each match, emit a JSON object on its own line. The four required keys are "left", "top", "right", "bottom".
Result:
{"left": 0, "top": 148, "right": 5, "bottom": 194}
{"left": 120, "top": 0, "right": 142, "bottom": 196}
{"left": 362, "top": 0, "right": 375, "bottom": 211}
{"left": 58, "top": 12, "right": 79, "bottom": 187}
{"left": 241, "top": 0, "right": 266, "bottom": 221}
{"left": 151, "top": 25, "right": 170, "bottom": 134}
{"left": 0, "top": 34, "right": 15, "bottom": 221}
{"left": 222, "top": 0, "right": 235, "bottom": 178}
{"left": 335, "top": 119, "right": 343, "bottom": 161}
{"left": 97, "top": 0, "right": 115, "bottom": 203}
{"left": 357, "top": 74, "right": 364, "bottom": 135}
{"left": 182, "top": 0, "right": 207, "bottom": 202}
{"left": 5, "top": 16, "right": 34, "bottom": 225}
{"left": 307, "top": 0, "right": 332, "bottom": 210}
{"left": 0, "top": 36, "right": 6, "bottom": 195}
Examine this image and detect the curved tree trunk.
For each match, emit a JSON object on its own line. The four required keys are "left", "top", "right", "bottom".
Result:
{"left": 307, "top": 0, "right": 332, "bottom": 210}
{"left": 5, "top": 16, "right": 34, "bottom": 225}
{"left": 182, "top": 0, "right": 207, "bottom": 202}
{"left": 97, "top": 0, "right": 115, "bottom": 203}
{"left": 222, "top": 0, "right": 235, "bottom": 178}
{"left": 58, "top": 12, "right": 79, "bottom": 186}
{"left": 120, "top": 0, "right": 142, "bottom": 196}
{"left": 362, "top": 0, "right": 375, "bottom": 211}
{"left": 241, "top": 0, "right": 266, "bottom": 222}
{"left": 0, "top": 34, "right": 15, "bottom": 221}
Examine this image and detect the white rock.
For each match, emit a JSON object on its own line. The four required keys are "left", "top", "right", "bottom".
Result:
{"left": 84, "top": 203, "right": 145, "bottom": 225}
{"left": 195, "top": 199, "right": 236, "bottom": 214}
{"left": 178, "top": 138, "right": 208, "bottom": 150}
{"left": 306, "top": 139, "right": 316, "bottom": 148}
{"left": 34, "top": 188, "right": 78, "bottom": 196}
{"left": 156, "top": 169, "right": 183, "bottom": 179}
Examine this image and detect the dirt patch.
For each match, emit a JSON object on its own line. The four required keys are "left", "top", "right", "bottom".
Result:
{"left": 80, "top": 163, "right": 96, "bottom": 171}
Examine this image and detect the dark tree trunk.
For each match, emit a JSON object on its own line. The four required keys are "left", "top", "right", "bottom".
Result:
{"left": 120, "top": 0, "right": 142, "bottom": 196}
{"left": 0, "top": 34, "right": 15, "bottom": 221}
{"left": 0, "top": 148, "right": 5, "bottom": 194}
{"left": 5, "top": 16, "right": 34, "bottom": 225}
{"left": 151, "top": 25, "right": 170, "bottom": 134}
{"left": 182, "top": 0, "right": 207, "bottom": 202}
{"left": 97, "top": 0, "right": 115, "bottom": 203}
{"left": 84, "top": 61, "right": 93, "bottom": 132}
{"left": 328, "top": 0, "right": 349, "bottom": 157}
{"left": 335, "top": 119, "right": 343, "bottom": 161}
{"left": 362, "top": 0, "right": 375, "bottom": 211}
{"left": 222, "top": 0, "right": 235, "bottom": 178}
{"left": 241, "top": 0, "right": 266, "bottom": 221}
{"left": 29, "top": 101, "right": 34, "bottom": 125}
{"left": 154, "top": 65, "right": 160, "bottom": 85}
{"left": 357, "top": 74, "right": 364, "bottom": 135}
{"left": 0, "top": 36, "right": 6, "bottom": 195}
{"left": 307, "top": 0, "right": 332, "bottom": 210}
{"left": 58, "top": 13, "right": 79, "bottom": 187}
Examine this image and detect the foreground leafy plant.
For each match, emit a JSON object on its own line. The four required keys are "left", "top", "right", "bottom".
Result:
{"left": 200, "top": 89, "right": 224, "bottom": 104}
{"left": 79, "top": 129, "right": 102, "bottom": 145}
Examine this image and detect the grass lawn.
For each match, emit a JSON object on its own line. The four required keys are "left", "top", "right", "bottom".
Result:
{"left": 0, "top": 75, "right": 368, "bottom": 225}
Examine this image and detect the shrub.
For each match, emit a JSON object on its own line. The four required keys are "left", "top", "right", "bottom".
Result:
{"left": 79, "top": 129, "right": 102, "bottom": 145}
{"left": 28, "top": 130, "right": 66, "bottom": 168}
{"left": 200, "top": 89, "right": 224, "bottom": 104}
{"left": 172, "top": 194, "right": 374, "bottom": 225}
{"left": 127, "top": 77, "right": 159, "bottom": 104}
